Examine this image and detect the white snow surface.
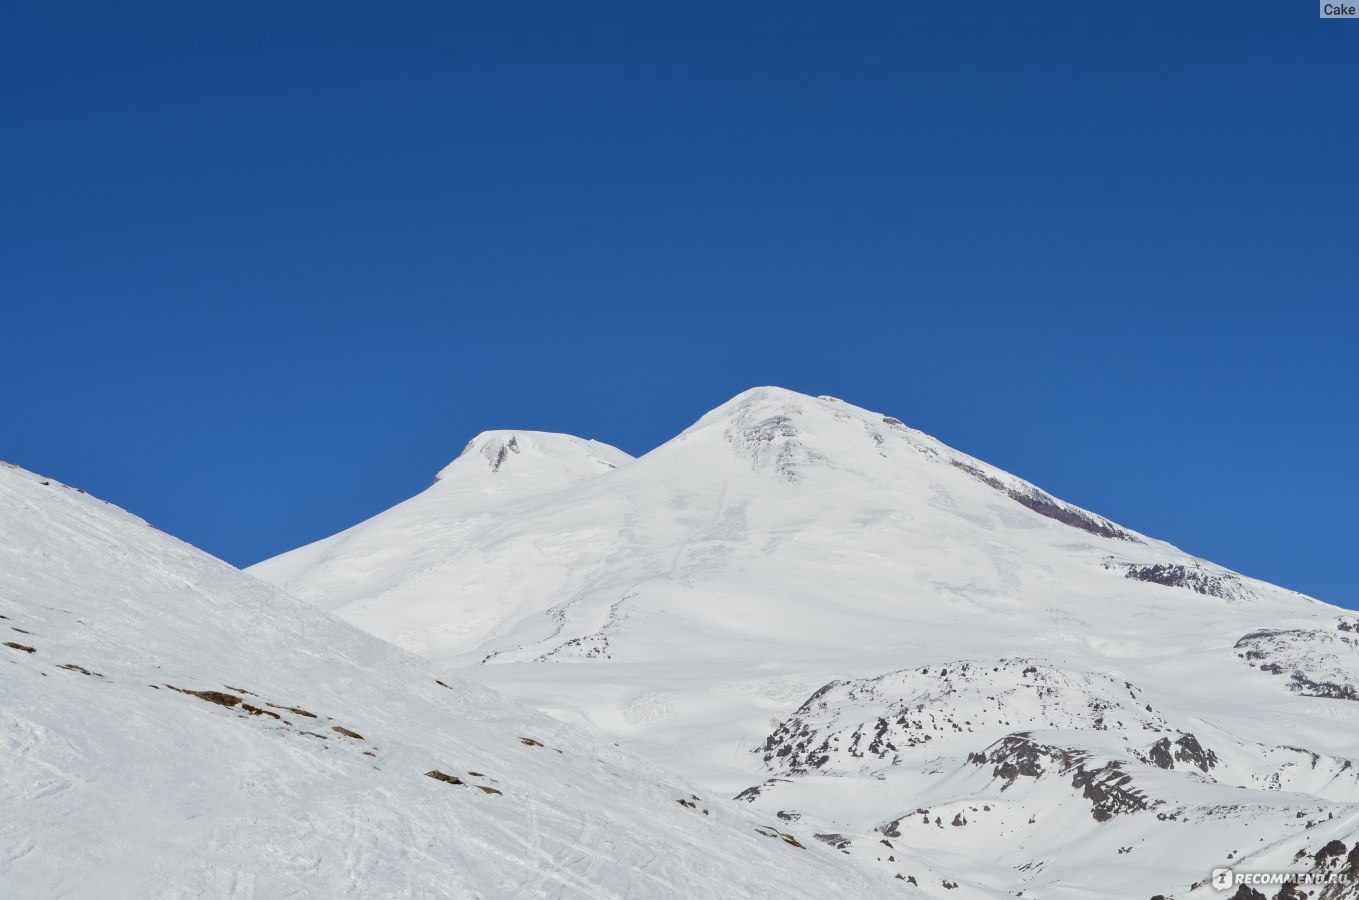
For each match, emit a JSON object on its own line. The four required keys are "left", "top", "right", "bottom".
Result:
{"left": 0, "top": 459, "right": 886, "bottom": 899}
{"left": 245, "top": 386, "right": 1359, "bottom": 897}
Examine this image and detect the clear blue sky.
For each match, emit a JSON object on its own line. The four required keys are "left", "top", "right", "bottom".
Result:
{"left": 4, "top": 3, "right": 1355, "bottom": 607}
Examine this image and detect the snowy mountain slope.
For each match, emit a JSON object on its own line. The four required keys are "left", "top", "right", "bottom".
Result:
{"left": 757, "top": 657, "right": 1359, "bottom": 800}
{"left": 251, "top": 387, "right": 1359, "bottom": 896}
{"left": 737, "top": 723, "right": 1359, "bottom": 898}
{"left": 1234, "top": 622, "right": 1359, "bottom": 702}
{"left": 0, "top": 460, "right": 888, "bottom": 899}
{"left": 254, "top": 430, "right": 632, "bottom": 619}
{"left": 740, "top": 659, "right": 1359, "bottom": 895}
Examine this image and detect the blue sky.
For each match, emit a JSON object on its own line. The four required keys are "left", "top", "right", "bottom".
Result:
{"left": 4, "top": 3, "right": 1356, "bottom": 607}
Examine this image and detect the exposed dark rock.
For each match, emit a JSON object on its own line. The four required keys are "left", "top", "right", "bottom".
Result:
{"left": 744, "top": 416, "right": 797, "bottom": 442}
{"left": 1238, "top": 628, "right": 1286, "bottom": 647}
{"left": 722, "top": 405, "right": 828, "bottom": 482}
{"left": 754, "top": 826, "right": 805, "bottom": 849}
{"left": 331, "top": 726, "right": 364, "bottom": 740}
{"left": 970, "top": 733, "right": 1157, "bottom": 821}
{"left": 1172, "top": 733, "right": 1218, "bottom": 772}
{"left": 1316, "top": 839, "right": 1347, "bottom": 865}
{"left": 539, "top": 632, "right": 612, "bottom": 661}
{"left": 1285, "top": 671, "right": 1359, "bottom": 702}
{"left": 425, "top": 770, "right": 464, "bottom": 785}
{"left": 168, "top": 686, "right": 242, "bottom": 708}
{"left": 1070, "top": 762, "right": 1153, "bottom": 822}
{"left": 733, "top": 780, "right": 778, "bottom": 802}
{"left": 4, "top": 642, "right": 36, "bottom": 654}
{"left": 241, "top": 704, "right": 282, "bottom": 721}
{"left": 57, "top": 663, "right": 103, "bottom": 677}
{"left": 1146, "top": 738, "right": 1174, "bottom": 770}
{"left": 1234, "top": 628, "right": 1359, "bottom": 702}
{"left": 762, "top": 660, "right": 1166, "bottom": 774}
{"left": 973, "top": 733, "right": 1070, "bottom": 789}
{"left": 485, "top": 436, "right": 520, "bottom": 473}
{"left": 1111, "top": 561, "right": 1247, "bottom": 601}
{"left": 1143, "top": 733, "right": 1218, "bottom": 773}
{"left": 951, "top": 460, "right": 1136, "bottom": 541}
{"left": 165, "top": 686, "right": 290, "bottom": 726}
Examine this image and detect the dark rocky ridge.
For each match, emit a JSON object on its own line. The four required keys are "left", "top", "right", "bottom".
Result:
{"left": 950, "top": 460, "right": 1138, "bottom": 541}
{"left": 964, "top": 732, "right": 1160, "bottom": 822}
{"left": 1141, "top": 733, "right": 1219, "bottom": 773}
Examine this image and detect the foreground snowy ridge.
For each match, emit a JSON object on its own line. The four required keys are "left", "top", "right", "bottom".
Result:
{"left": 253, "top": 387, "right": 1359, "bottom": 898}
{"left": 0, "top": 460, "right": 885, "bottom": 898}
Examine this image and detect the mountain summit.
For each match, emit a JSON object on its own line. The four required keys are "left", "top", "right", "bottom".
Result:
{"left": 252, "top": 431, "right": 631, "bottom": 618}
{"left": 251, "top": 388, "right": 1359, "bottom": 897}
{"left": 435, "top": 430, "right": 632, "bottom": 486}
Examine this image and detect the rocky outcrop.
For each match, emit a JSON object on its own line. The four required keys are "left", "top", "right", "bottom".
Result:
{"left": 483, "top": 435, "right": 520, "bottom": 472}
{"left": 725, "top": 414, "right": 827, "bottom": 482}
{"left": 1141, "top": 733, "right": 1219, "bottom": 773}
{"left": 966, "top": 732, "right": 1159, "bottom": 822}
{"left": 1235, "top": 627, "right": 1359, "bottom": 702}
{"left": 761, "top": 659, "right": 1168, "bottom": 774}
{"left": 950, "top": 460, "right": 1137, "bottom": 541}
{"left": 1106, "top": 560, "right": 1250, "bottom": 601}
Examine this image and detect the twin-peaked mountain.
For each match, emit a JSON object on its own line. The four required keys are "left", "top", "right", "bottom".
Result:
{"left": 252, "top": 387, "right": 1359, "bottom": 898}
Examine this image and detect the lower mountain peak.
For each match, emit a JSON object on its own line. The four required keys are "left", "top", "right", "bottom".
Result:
{"left": 435, "top": 429, "right": 633, "bottom": 486}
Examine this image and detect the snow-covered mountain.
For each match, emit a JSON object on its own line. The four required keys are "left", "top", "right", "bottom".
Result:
{"left": 252, "top": 387, "right": 1359, "bottom": 898}
{"left": 0, "top": 459, "right": 886, "bottom": 898}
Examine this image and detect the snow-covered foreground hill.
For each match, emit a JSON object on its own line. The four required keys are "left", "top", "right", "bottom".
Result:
{"left": 253, "top": 388, "right": 1359, "bottom": 897}
{"left": 0, "top": 461, "right": 887, "bottom": 899}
